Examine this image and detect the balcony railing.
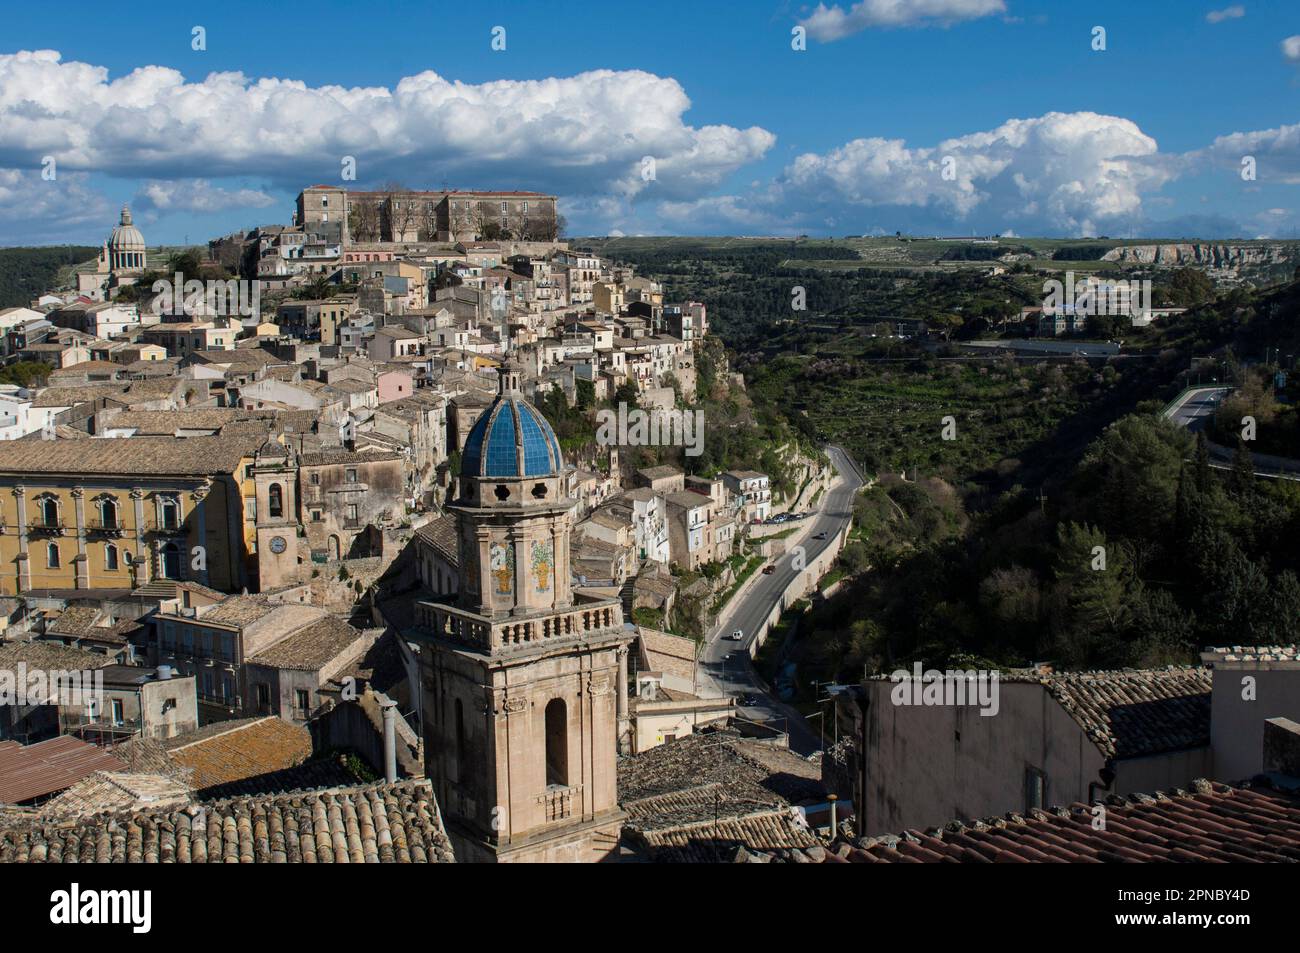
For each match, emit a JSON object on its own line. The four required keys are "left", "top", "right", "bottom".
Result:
{"left": 28, "top": 518, "right": 65, "bottom": 534}
{"left": 539, "top": 785, "right": 582, "bottom": 822}
{"left": 88, "top": 519, "right": 126, "bottom": 536}
{"left": 415, "top": 598, "right": 622, "bottom": 653}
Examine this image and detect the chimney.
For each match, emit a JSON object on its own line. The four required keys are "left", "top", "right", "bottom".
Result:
{"left": 381, "top": 698, "right": 398, "bottom": 783}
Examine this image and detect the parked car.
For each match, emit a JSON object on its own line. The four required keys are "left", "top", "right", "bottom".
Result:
{"left": 762, "top": 564, "right": 776, "bottom": 575}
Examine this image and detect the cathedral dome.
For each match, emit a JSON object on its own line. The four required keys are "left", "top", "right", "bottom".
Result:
{"left": 109, "top": 205, "right": 145, "bottom": 253}
{"left": 461, "top": 393, "right": 564, "bottom": 478}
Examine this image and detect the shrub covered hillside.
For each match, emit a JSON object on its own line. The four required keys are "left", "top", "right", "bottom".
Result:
{"left": 792, "top": 413, "right": 1300, "bottom": 689}
{"left": 0, "top": 247, "right": 98, "bottom": 308}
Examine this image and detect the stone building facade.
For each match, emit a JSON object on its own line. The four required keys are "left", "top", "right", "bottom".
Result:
{"left": 297, "top": 186, "right": 560, "bottom": 246}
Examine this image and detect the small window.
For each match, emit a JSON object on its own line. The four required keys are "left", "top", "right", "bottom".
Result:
{"left": 296, "top": 689, "right": 310, "bottom": 714}
{"left": 310, "top": 473, "right": 320, "bottom": 485}
{"left": 105, "top": 544, "right": 119, "bottom": 571}
{"left": 46, "top": 542, "right": 60, "bottom": 569}
{"left": 256, "top": 683, "right": 270, "bottom": 709}
{"left": 1025, "top": 767, "right": 1046, "bottom": 812}
{"left": 346, "top": 469, "right": 358, "bottom": 483}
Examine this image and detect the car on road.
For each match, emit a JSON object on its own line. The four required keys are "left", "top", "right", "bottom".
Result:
{"left": 762, "top": 564, "right": 775, "bottom": 574}
{"left": 725, "top": 629, "right": 744, "bottom": 640}
{"left": 812, "top": 531, "right": 828, "bottom": 540}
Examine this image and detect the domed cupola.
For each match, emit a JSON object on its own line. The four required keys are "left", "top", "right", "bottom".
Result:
{"left": 107, "top": 205, "right": 146, "bottom": 274}
{"left": 460, "top": 362, "right": 564, "bottom": 481}
{"left": 448, "top": 359, "right": 576, "bottom": 619}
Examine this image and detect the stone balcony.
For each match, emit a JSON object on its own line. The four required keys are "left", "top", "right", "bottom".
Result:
{"left": 413, "top": 596, "right": 623, "bottom": 655}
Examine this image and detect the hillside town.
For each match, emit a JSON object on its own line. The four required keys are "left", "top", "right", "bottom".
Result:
{"left": 0, "top": 188, "right": 852, "bottom": 863}
{"left": 4, "top": 7, "right": 1300, "bottom": 908}
{"left": 1, "top": 189, "right": 1297, "bottom": 873}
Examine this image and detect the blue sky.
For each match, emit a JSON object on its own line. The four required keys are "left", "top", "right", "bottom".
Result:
{"left": 1, "top": 0, "right": 1298, "bottom": 244}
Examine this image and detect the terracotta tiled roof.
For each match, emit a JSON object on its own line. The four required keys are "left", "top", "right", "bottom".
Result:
{"left": 1202, "top": 644, "right": 1300, "bottom": 664}
{"left": 0, "top": 737, "right": 128, "bottom": 805}
{"left": 299, "top": 449, "right": 402, "bottom": 466}
{"left": 623, "top": 782, "right": 818, "bottom": 863}
{"left": 195, "top": 753, "right": 363, "bottom": 801}
{"left": 774, "top": 779, "right": 1300, "bottom": 864}
{"left": 0, "top": 640, "right": 117, "bottom": 676}
{"left": 414, "top": 513, "right": 458, "bottom": 567}
{"left": 0, "top": 779, "right": 455, "bottom": 862}
{"left": 618, "top": 731, "right": 824, "bottom": 807}
{"left": 44, "top": 605, "right": 106, "bottom": 637}
{"left": 35, "top": 771, "right": 192, "bottom": 820}
{"left": 1009, "top": 667, "right": 1213, "bottom": 760}
{"left": 164, "top": 717, "right": 313, "bottom": 794}
{"left": 0, "top": 434, "right": 259, "bottom": 476}
{"left": 248, "top": 616, "right": 371, "bottom": 672}
{"left": 194, "top": 594, "right": 280, "bottom": 628}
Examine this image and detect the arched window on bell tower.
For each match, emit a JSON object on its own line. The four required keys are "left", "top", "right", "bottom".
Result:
{"left": 268, "top": 483, "right": 283, "bottom": 519}
{"left": 544, "top": 698, "right": 568, "bottom": 788}
{"left": 454, "top": 698, "right": 467, "bottom": 784}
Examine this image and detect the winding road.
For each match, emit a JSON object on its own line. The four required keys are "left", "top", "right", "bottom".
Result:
{"left": 695, "top": 445, "right": 865, "bottom": 755}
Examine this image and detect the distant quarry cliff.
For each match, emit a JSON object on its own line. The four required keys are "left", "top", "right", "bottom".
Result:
{"left": 1101, "top": 242, "right": 1297, "bottom": 268}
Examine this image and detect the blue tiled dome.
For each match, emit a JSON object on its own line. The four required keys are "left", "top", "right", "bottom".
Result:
{"left": 461, "top": 396, "right": 564, "bottom": 478}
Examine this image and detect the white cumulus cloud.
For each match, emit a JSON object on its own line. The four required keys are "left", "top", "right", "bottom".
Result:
{"left": 0, "top": 50, "right": 774, "bottom": 208}
{"left": 135, "top": 179, "right": 277, "bottom": 214}
{"left": 771, "top": 111, "right": 1172, "bottom": 236}
{"left": 799, "top": 0, "right": 1006, "bottom": 42}
{"left": 0, "top": 169, "right": 112, "bottom": 243}
{"left": 1206, "top": 5, "right": 1245, "bottom": 23}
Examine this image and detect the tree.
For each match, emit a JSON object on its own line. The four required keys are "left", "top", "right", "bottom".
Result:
{"left": 523, "top": 204, "right": 562, "bottom": 242}
{"left": 381, "top": 183, "right": 418, "bottom": 242}
{"left": 1158, "top": 268, "right": 1215, "bottom": 308}
{"left": 1193, "top": 431, "right": 1211, "bottom": 494}
{"left": 470, "top": 201, "right": 499, "bottom": 241}
{"left": 613, "top": 380, "right": 639, "bottom": 409}
{"left": 929, "top": 312, "right": 963, "bottom": 341}
{"left": 165, "top": 250, "right": 202, "bottom": 279}
{"left": 1230, "top": 438, "right": 1254, "bottom": 495}
{"left": 1075, "top": 415, "right": 1190, "bottom": 553}
{"left": 349, "top": 199, "right": 381, "bottom": 243}
{"left": 1049, "top": 523, "right": 1141, "bottom": 666}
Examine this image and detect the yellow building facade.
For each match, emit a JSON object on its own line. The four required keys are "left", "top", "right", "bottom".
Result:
{"left": 0, "top": 436, "right": 262, "bottom": 596}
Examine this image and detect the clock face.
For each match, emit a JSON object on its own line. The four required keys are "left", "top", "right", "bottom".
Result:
{"left": 269, "top": 535, "right": 287, "bottom": 554}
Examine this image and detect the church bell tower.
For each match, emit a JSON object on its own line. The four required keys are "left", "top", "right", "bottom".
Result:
{"left": 414, "top": 361, "right": 630, "bottom": 863}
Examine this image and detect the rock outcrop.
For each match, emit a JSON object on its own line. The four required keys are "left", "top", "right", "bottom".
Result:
{"left": 1101, "top": 243, "right": 1296, "bottom": 268}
